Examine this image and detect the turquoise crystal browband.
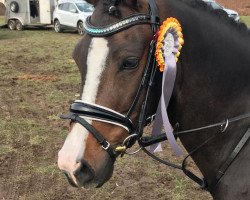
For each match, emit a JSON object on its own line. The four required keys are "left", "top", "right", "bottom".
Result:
{"left": 84, "top": 14, "right": 152, "bottom": 37}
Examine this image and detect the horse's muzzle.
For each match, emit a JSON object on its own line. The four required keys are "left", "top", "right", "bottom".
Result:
{"left": 74, "top": 160, "right": 95, "bottom": 186}
{"left": 63, "top": 160, "right": 95, "bottom": 188}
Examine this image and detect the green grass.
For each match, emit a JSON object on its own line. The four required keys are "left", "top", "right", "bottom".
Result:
{"left": 241, "top": 16, "right": 250, "bottom": 27}
{"left": 0, "top": 145, "right": 15, "bottom": 155}
{"left": 35, "top": 164, "right": 58, "bottom": 174}
{"left": 0, "top": 15, "right": 5, "bottom": 25}
{"left": 170, "top": 175, "right": 188, "bottom": 200}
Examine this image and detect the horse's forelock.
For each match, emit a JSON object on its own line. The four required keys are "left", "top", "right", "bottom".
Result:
{"left": 102, "top": 0, "right": 140, "bottom": 14}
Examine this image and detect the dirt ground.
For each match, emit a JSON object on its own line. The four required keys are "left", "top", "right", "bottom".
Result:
{"left": 218, "top": 0, "right": 250, "bottom": 15}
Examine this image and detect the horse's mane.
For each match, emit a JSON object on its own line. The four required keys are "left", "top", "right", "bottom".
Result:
{"left": 168, "top": 0, "right": 250, "bottom": 99}
{"left": 179, "top": 0, "right": 249, "bottom": 34}
{"left": 101, "top": 0, "right": 249, "bottom": 35}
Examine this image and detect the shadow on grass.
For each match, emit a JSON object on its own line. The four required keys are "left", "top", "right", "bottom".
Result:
{"left": 0, "top": 28, "right": 29, "bottom": 40}
{"left": 0, "top": 26, "right": 79, "bottom": 40}
{"left": 0, "top": 27, "right": 50, "bottom": 40}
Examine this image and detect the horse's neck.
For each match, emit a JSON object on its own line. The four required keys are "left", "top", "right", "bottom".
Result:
{"left": 159, "top": 0, "right": 250, "bottom": 197}
{"left": 163, "top": 0, "right": 250, "bottom": 141}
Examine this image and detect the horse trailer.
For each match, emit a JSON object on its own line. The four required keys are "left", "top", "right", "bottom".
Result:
{"left": 5, "top": 0, "right": 57, "bottom": 30}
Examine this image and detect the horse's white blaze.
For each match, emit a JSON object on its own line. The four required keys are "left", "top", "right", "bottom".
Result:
{"left": 58, "top": 38, "right": 109, "bottom": 181}
{"left": 82, "top": 38, "right": 109, "bottom": 103}
{"left": 58, "top": 123, "right": 89, "bottom": 183}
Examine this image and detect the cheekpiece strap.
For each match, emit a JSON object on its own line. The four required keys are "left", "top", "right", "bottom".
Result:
{"left": 84, "top": 14, "right": 151, "bottom": 37}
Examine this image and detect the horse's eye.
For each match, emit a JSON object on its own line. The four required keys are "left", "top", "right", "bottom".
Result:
{"left": 122, "top": 57, "right": 139, "bottom": 70}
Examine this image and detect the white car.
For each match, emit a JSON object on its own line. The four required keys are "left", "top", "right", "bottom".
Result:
{"left": 53, "top": 0, "right": 94, "bottom": 35}
{"left": 202, "top": 0, "right": 240, "bottom": 22}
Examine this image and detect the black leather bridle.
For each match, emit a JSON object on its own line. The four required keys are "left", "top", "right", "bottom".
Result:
{"left": 61, "top": 0, "right": 160, "bottom": 161}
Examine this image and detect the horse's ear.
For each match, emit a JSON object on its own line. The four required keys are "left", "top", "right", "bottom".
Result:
{"left": 85, "top": 0, "right": 99, "bottom": 6}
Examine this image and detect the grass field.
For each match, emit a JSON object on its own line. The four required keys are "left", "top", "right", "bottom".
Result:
{"left": 241, "top": 16, "right": 250, "bottom": 26}
{"left": 0, "top": 15, "right": 5, "bottom": 25}
{"left": 0, "top": 29, "right": 212, "bottom": 200}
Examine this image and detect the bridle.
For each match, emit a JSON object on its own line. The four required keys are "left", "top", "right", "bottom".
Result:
{"left": 61, "top": 0, "right": 160, "bottom": 161}
{"left": 60, "top": 0, "right": 250, "bottom": 192}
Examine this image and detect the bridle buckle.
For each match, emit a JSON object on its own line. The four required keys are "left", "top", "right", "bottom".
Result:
{"left": 220, "top": 119, "right": 229, "bottom": 133}
{"left": 102, "top": 141, "right": 111, "bottom": 150}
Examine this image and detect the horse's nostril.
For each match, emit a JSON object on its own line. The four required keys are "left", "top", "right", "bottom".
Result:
{"left": 64, "top": 172, "right": 78, "bottom": 188}
{"left": 73, "top": 160, "right": 95, "bottom": 184}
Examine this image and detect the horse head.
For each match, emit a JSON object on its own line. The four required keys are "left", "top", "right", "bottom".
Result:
{"left": 58, "top": 0, "right": 160, "bottom": 188}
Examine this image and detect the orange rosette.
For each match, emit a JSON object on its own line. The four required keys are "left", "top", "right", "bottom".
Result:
{"left": 155, "top": 17, "right": 184, "bottom": 72}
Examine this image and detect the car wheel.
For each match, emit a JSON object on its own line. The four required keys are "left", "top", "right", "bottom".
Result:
{"left": 8, "top": 20, "right": 16, "bottom": 30}
{"left": 77, "top": 21, "right": 84, "bottom": 35}
{"left": 54, "top": 20, "right": 62, "bottom": 33}
{"left": 16, "top": 20, "right": 23, "bottom": 31}
{"left": 10, "top": 1, "right": 19, "bottom": 13}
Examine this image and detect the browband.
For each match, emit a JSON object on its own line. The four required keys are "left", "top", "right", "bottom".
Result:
{"left": 84, "top": 14, "right": 152, "bottom": 36}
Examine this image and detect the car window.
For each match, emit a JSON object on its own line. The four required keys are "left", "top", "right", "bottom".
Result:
{"left": 76, "top": 3, "right": 94, "bottom": 12}
{"left": 59, "top": 3, "right": 69, "bottom": 11}
{"left": 69, "top": 3, "right": 77, "bottom": 12}
{"left": 58, "top": 3, "right": 63, "bottom": 10}
{"left": 210, "top": 2, "right": 223, "bottom": 10}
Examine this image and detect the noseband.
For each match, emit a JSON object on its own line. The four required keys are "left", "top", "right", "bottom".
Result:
{"left": 61, "top": 0, "right": 160, "bottom": 161}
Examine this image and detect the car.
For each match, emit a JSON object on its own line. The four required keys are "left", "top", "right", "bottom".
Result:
{"left": 202, "top": 0, "right": 240, "bottom": 22}
{"left": 53, "top": 0, "right": 94, "bottom": 35}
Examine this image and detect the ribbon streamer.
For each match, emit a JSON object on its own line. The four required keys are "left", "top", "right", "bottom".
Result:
{"left": 151, "top": 18, "right": 184, "bottom": 156}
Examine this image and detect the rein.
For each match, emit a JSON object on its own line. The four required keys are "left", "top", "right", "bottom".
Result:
{"left": 60, "top": 0, "right": 250, "bottom": 192}
{"left": 140, "top": 113, "right": 250, "bottom": 191}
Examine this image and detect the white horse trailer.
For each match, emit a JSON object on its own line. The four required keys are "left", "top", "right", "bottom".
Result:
{"left": 5, "top": 0, "right": 57, "bottom": 30}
